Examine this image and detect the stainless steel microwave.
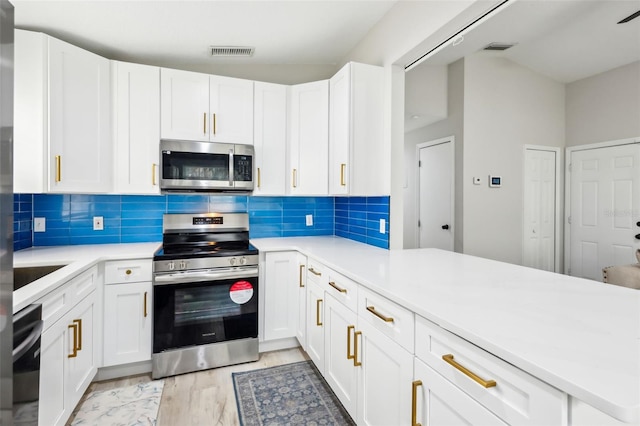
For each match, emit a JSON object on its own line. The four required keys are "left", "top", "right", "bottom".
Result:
{"left": 160, "top": 139, "right": 254, "bottom": 193}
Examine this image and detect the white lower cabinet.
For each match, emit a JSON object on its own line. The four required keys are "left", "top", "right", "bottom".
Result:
{"left": 40, "top": 290, "right": 97, "bottom": 426}
{"left": 295, "top": 255, "right": 307, "bottom": 349}
{"left": 305, "top": 278, "right": 326, "bottom": 373}
{"left": 413, "top": 357, "right": 507, "bottom": 425}
{"left": 263, "top": 252, "right": 300, "bottom": 341}
{"left": 103, "top": 281, "right": 152, "bottom": 366}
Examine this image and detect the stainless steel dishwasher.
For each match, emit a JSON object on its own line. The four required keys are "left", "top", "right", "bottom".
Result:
{"left": 13, "top": 304, "right": 43, "bottom": 426}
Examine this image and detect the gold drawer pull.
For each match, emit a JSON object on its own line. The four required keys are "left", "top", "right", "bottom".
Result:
{"left": 442, "top": 354, "right": 497, "bottom": 388}
{"left": 55, "top": 155, "right": 62, "bottom": 182}
{"left": 366, "top": 305, "right": 394, "bottom": 323}
{"left": 292, "top": 169, "right": 297, "bottom": 188}
{"left": 144, "top": 291, "right": 148, "bottom": 318}
{"left": 308, "top": 267, "right": 321, "bottom": 276}
{"left": 329, "top": 281, "right": 347, "bottom": 294}
{"left": 74, "top": 319, "right": 82, "bottom": 351}
{"left": 353, "top": 331, "right": 362, "bottom": 367}
{"left": 68, "top": 323, "right": 78, "bottom": 358}
{"left": 203, "top": 112, "right": 207, "bottom": 134}
{"left": 299, "top": 264, "right": 305, "bottom": 287}
{"left": 347, "top": 325, "right": 355, "bottom": 360}
{"left": 213, "top": 113, "right": 217, "bottom": 135}
{"left": 316, "top": 299, "right": 323, "bottom": 326}
{"left": 340, "top": 163, "right": 346, "bottom": 186}
{"left": 257, "top": 167, "right": 261, "bottom": 188}
{"left": 412, "top": 380, "right": 423, "bottom": 426}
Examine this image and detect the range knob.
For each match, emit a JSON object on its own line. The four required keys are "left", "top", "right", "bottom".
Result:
{"left": 229, "top": 257, "right": 237, "bottom": 266}
{"left": 240, "top": 256, "right": 247, "bottom": 265}
{"left": 168, "top": 262, "right": 175, "bottom": 271}
{"left": 179, "top": 261, "right": 187, "bottom": 269}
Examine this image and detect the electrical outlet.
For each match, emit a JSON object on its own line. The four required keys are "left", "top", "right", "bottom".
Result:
{"left": 93, "top": 216, "right": 104, "bottom": 231}
{"left": 379, "top": 218, "right": 386, "bottom": 234}
{"left": 305, "top": 214, "right": 313, "bottom": 226}
{"left": 34, "top": 217, "right": 46, "bottom": 232}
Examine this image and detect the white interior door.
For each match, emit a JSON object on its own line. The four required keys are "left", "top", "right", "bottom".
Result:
{"left": 418, "top": 138, "right": 454, "bottom": 251}
{"left": 523, "top": 148, "right": 557, "bottom": 272}
{"left": 569, "top": 142, "right": 640, "bottom": 280}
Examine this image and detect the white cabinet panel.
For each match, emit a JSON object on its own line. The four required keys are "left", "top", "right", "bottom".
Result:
{"left": 210, "top": 75, "right": 254, "bottom": 144}
{"left": 113, "top": 61, "right": 161, "bottom": 194}
{"left": 289, "top": 80, "right": 328, "bottom": 195}
{"left": 306, "top": 278, "right": 325, "bottom": 373}
{"left": 160, "top": 68, "right": 210, "bottom": 141}
{"left": 254, "top": 81, "right": 287, "bottom": 195}
{"left": 295, "top": 254, "right": 307, "bottom": 349}
{"left": 263, "top": 251, "right": 299, "bottom": 341}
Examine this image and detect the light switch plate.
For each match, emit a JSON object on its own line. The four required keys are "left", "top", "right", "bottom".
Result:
{"left": 93, "top": 216, "right": 104, "bottom": 231}
{"left": 305, "top": 214, "right": 313, "bottom": 226}
{"left": 34, "top": 217, "right": 46, "bottom": 232}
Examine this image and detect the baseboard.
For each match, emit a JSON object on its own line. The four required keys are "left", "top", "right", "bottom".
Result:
{"left": 95, "top": 360, "right": 152, "bottom": 382}
{"left": 259, "top": 337, "right": 300, "bottom": 353}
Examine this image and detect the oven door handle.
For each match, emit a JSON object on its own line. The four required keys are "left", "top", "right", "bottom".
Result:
{"left": 153, "top": 266, "right": 258, "bottom": 285}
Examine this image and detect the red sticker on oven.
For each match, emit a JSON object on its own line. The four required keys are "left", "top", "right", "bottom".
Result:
{"left": 230, "top": 281, "right": 254, "bottom": 304}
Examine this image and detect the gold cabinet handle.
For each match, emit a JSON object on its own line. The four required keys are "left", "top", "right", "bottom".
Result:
{"left": 213, "top": 113, "right": 217, "bottom": 135}
{"left": 353, "top": 331, "right": 362, "bottom": 367}
{"left": 308, "top": 267, "right": 321, "bottom": 276}
{"left": 125, "top": 269, "right": 132, "bottom": 275}
{"left": 347, "top": 325, "right": 355, "bottom": 360}
{"left": 299, "top": 264, "right": 305, "bottom": 288}
{"left": 68, "top": 323, "right": 78, "bottom": 358}
{"left": 316, "top": 299, "right": 323, "bottom": 326}
{"left": 329, "top": 281, "right": 347, "bottom": 294}
{"left": 340, "top": 163, "right": 346, "bottom": 186}
{"left": 366, "top": 305, "right": 394, "bottom": 323}
{"left": 442, "top": 354, "right": 497, "bottom": 388}
{"left": 412, "top": 380, "right": 423, "bottom": 426}
{"left": 257, "top": 167, "right": 261, "bottom": 188}
{"left": 203, "top": 112, "right": 207, "bottom": 134}
{"left": 152, "top": 163, "right": 157, "bottom": 186}
{"left": 144, "top": 291, "right": 148, "bottom": 318}
{"left": 292, "top": 169, "right": 297, "bottom": 188}
{"left": 55, "top": 155, "right": 61, "bottom": 182}
{"left": 74, "top": 319, "right": 82, "bottom": 351}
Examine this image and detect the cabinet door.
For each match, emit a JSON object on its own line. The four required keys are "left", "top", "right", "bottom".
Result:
{"left": 295, "top": 254, "right": 307, "bottom": 349}
{"left": 263, "top": 252, "right": 299, "bottom": 341}
{"left": 324, "top": 293, "right": 358, "bottom": 418}
{"left": 160, "top": 68, "right": 210, "bottom": 141}
{"left": 329, "top": 63, "right": 350, "bottom": 195}
{"left": 356, "top": 319, "right": 413, "bottom": 426}
{"left": 39, "top": 312, "right": 70, "bottom": 426}
{"left": 254, "top": 81, "right": 287, "bottom": 195}
{"left": 306, "top": 278, "right": 325, "bottom": 373}
{"left": 289, "top": 80, "right": 329, "bottom": 195}
{"left": 413, "top": 358, "right": 507, "bottom": 426}
{"left": 209, "top": 75, "right": 254, "bottom": 144}
{"left": 48, "top": 37, "right": 112, "bottom": 193}
{"left": 103, "top": 281, "right": 152, "bottom": 366}
{"left": 113, "top": 61, "right": 161, "bottom": 194}
{"left": 65, "top": 293, "right": 97, "bottom": 414}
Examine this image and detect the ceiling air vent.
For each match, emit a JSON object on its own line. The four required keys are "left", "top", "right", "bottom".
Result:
{"left": 210, "top": 46, "right": 255, "bottom": 57}
{"left": 483, "top": 42, "right": 516, "bottom": 51}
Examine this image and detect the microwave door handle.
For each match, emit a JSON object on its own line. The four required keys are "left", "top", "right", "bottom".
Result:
{"left": 229, "top": 148, "right": 234, "bottom": 187}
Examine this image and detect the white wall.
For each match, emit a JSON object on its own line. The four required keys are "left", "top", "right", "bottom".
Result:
{"left": 566, "top": 61, "right": 640, "bottom": 147}
{"left": 462, "top": 53, "right": 565, "bottom": 264}
{"left": 404, "top": 59, "right": 464, "bottom": 251}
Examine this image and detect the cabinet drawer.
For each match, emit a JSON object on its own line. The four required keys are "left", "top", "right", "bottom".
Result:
{"left": 326, "top": 269, "right": 358, "bottom": 312}
{"left": 104, "top": 259, "right": 152, "bottom": 284}
{"left": 306, "top": 258, "right": 325, "bottom": 284}
{"left": 41, "top": 266, "right": 97, "bottom": 331}
{"left": 415, "top": 315, "right": 566, "bottom": 425}
{"left": 358, "top": 286, "right": 414, "bottom": 353}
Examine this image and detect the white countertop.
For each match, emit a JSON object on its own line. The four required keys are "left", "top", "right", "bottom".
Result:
{"left": 251, "top": 236, "right": 640, "bottom": 423}
{"left": 13, "top": 242, "right": 160, "bottom": 312}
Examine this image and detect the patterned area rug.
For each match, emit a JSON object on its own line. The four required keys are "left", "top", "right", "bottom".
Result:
{"left": 70, "top": 380, "right": 164, "bottom": 426}
{"left": 233, "top": 361, "right": 355, "bottom": 426}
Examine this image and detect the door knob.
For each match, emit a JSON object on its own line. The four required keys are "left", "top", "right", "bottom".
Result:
{"left": 637, "top": 221, "right": 640, "bottom": 227}
{"left": 442, "top": 224, "right": 450, "bottom": 230}
{"left": 636, "top": 234, "right": 640, "bottom": 240}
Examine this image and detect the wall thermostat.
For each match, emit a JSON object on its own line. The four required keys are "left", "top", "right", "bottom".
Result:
{"left": 489, "top": 175, "right": 502, "bottom": 188}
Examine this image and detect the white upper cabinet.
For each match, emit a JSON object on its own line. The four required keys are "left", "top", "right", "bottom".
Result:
{"left": 253, "top": 82, "right": 288, "bottom": 195}
{"left": 15, "top": 30, "right": 112, "bottom": 193}
{"left": 329, "top": 62, "right": 386, "bottom": 196}
{"left": 288, "top": 80, "right": 329, "bottom": 195}
{"left": 112, "top": 61, "right": 161, "bottom": 194}
{"left": 160, "top": 68, "right": 253, "bottom": 144}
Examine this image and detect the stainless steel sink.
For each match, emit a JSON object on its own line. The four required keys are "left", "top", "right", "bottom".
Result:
{"left": 14, "top": 265, "right": 67, "bottom": 291}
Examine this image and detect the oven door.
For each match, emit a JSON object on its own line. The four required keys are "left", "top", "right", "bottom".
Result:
{"left": 153, "top": 267, "right": 258, "bottom": 353}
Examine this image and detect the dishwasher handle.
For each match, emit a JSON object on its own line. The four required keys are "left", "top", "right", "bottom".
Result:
{"left": 13, "top": 320, "right": 44, "bottom": 363}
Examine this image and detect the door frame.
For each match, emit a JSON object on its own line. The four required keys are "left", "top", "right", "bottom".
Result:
{"left": 564, "top": 136, "right": 640, "bottom": 275}
{"left": 415, "top": 136, "right": 455, "bottom": 249}
{"left": 522, "top": 145, "right": 562, "bottom": 273}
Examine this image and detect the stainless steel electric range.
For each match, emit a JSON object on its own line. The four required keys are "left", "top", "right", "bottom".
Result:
{"left": 152, "top": 212, "right": 259, "bottom": 379}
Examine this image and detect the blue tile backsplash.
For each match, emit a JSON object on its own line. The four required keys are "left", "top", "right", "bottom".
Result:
{"left": 13, "top": 194, "right": 390, "bottom": 250}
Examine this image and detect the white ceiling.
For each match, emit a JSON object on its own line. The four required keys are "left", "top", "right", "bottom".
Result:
{"left": 405, "top": 0, "right": 640, "bottom": 132}
{"left": 13, "top": 0, "right": 397, "bottom": 76}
